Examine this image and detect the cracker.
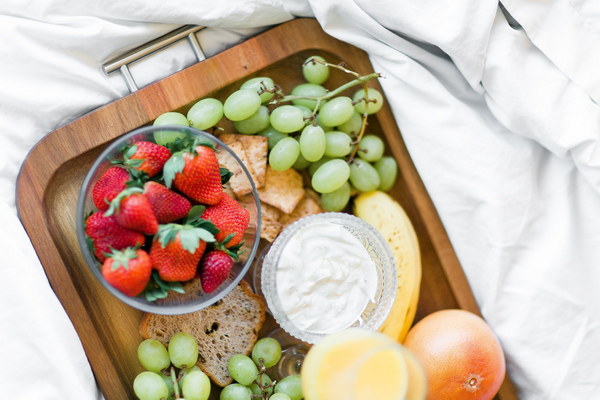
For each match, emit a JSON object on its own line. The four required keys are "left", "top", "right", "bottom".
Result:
{"left": 257, "top": 167, "right": 304, "bottom": 214}
{"left": 216, "top": 141, "right": 253, "bottom": 197}
{"left": 217, "top": 133, "right": 268, "bottom": 190}
{"left": 260, "top": 202, "right": 283, "bottom": 242}
{"left": 280, "top": 190, "right": 324, "bottom": 228}
{"left": 236, "top": 135, "right": 268, "bottom": 188}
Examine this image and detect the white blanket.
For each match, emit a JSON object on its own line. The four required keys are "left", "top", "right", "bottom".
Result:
{"left": 1, "top": 1, "right": 599, "bottom": 399}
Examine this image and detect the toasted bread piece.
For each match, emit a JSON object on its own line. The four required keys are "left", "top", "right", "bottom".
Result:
{"left": 139, "top": 281, "right": 266, "bottom": 386}
{"left": 279, "top": 190, "right": 324, "bottom": 228}
{"left": 257, "top": 167, "right": 304, "bottom": 214}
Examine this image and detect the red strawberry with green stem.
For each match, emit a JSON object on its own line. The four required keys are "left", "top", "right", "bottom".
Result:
{"left": 163, "top": 143, "right": 223, "bottom": 205}
{"left": 201, "top": 193, "right": 249, "bottom": 248}
{"left": 200, "top": 250, "right": 234, "bottom": 293}
{"left": 92, "top": 166, "right": 130, "bottom": 211}
{"left": 143, "top": 181, "right": 192, "bottom": 223}
{"left": 150, "top": 218, "right": 217, "bottom": 282}
{"left": 101, "top": 247, "right": 152, "bottom": 297}
{"left": 85, "top": 212, "right": 145, "bottom": 262}
{"left": 104, "top": 187, "right": 158, "bottom": 235}
{"left": 122, "top": 141, "right": 171, "bottom": 178}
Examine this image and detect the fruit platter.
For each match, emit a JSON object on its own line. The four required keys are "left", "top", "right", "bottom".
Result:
{"left": 16, "top": 18, "right": 519, "bottom": 400}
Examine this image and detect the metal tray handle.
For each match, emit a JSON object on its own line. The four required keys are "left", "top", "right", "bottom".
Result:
{"left": 102, "top": 25, "right": 206, "bottom": 92}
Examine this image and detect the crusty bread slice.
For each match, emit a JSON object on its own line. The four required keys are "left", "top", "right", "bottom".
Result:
{"left": 139, "top": 281, "right": 266, "bottom": 386}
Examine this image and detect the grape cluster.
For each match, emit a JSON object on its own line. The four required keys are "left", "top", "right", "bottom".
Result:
{"left": 152, "top": 55, "right": 397, "bottom": 213}
{"left": 133, "top": 333, "right": 210, "bottom": 400}
{"left": 223, "top": 338, "right": 302, "bottom": 400}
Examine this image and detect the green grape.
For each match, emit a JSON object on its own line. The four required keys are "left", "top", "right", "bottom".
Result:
{"left": 187, "top": 98, "right": 224, "bottom": 130}
{"left": 228, "top": 354, "right": 258, "bottom": 386}
{"left": 179, "top": 365, "right": 202, "bottom": 389}
{"left": 302, "top": 56, "right": 330, "bottom": 85}
{"left": 375, "top": 156, "right": 398, "bottom": 191}
{"left": 160, "top": 371, "right": 176, "bottom": 400}
{"left": 168, "top": 332, "right": 198, "bottom": 369}
{"left": 294, "top": 104, "right": 313, "bottom": 119}
{"left": 224, "top": 89, "right": 262, "bottom": 121}
{"left": 320, "top": 182, "right": 351, "bottom": 212}
{"left": 270, "top": 394, "right": 292, "bottom": 400}
{"left": 274, "top": 375, "right": 303, "bottom": 400}
{"left": 315, "top": 114, "right": 334, "bottom": 132}
{"left": 308, "top": 156, "right": 332, "bottom": 176}
{"left": 233, "top": 105, "right": 270, "bottom": 134}
{"left": 317, "top": 97, "right": 354, "bottom": 127}
{"left": 293, "top": 153, "right": 311, "bottom": 170}
{"left": 337, "top": 111, "right": 363, "bottom": 136}
{"left": 241, "top": 77, "right": 276, "bottom": 103}
{"left": 269, "top": 137, "right": 300, "bottom": 171}
{"left": 270, "top": 105, "right": 305, "bottom": 133}
{"left": 350, "top": 159, "right": 380, "bottom": 192}
{"left": 220, "top": 383, "right": 252, "bottom": 400}
{"left": 133, "top": 371, "right": 169, "bottom": 400}
{"left": 249, "top": 374, "right": 273, "bottom": 397}
{"left": 181, "top": 370, "right": 211, "bottom": 400}
{"left": 357, "top": 134, "right": 385, "bottom": 162}
{"left": 258, "top": 126, "right": 288, "bottom": 150}
{"left": 324, "top": 131, "right": 353, "bottom": 158}
{"left": 137, "top": 339, "right": 170, "bottom": 373}
{"left": 251, "top": 338, "right": 282, "bottom": 368}
{"left": 353, "top": 87, "right": 384, "bottom": 115}
{"left": 153, "top": 112, "right": 188, "bottom": 146}
{"left": 291, "top": 83, "right": 328, "bottom": 110}
{"left": 312, "top": 159, "right": 351, "bottom": 194}
{"left": 299, "top": 125, "right": 326, "bottom": 162}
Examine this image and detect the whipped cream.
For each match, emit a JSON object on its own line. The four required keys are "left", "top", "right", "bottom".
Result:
{"left": 275, "top": 221, "right": 378, "bottom": 334}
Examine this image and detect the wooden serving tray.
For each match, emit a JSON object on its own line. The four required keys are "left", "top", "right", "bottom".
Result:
{"left": 16, "top": 18, "right": 518, "bottom": 400}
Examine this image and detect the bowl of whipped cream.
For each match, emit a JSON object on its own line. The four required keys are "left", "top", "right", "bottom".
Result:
{"left": 261, "top": 212, "right": 397, "bottom": 344}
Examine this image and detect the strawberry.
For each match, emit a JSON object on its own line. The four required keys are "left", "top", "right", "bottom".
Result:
{"left": 85, "top": 212, "right": 145, "bottom": 262}
{"left": 200, "top": 250, "right": 234, "bottom": 293}
{"left": 150, "top": 220, "right": 217, "bottom": 282}
{"left": 105, "top": 187, "right": 158, "bottom": 235}
{"left": 201, "top": 193, "right": 249, "bottom": 248}
{"left": 101, "top": 247, "right": 152, "bottom": 297}
{"left": 163, "top": 144, "right": 223, "bottom": 205}
{"left": 123, "top": 141, "right": 171, "bottom": 178}
{"left": 91, "top": 166, "right": 130, "bottom": 211}
{"left": 143, "top": 181, "right": 192, "bottom": 223}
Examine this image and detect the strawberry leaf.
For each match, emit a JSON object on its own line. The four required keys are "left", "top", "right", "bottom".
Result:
{"left": 165, "top": 136, "right": 195, "bottom": 153}
{"left": 220, "top": 167, "right": 233, "bottom": 185}
{"left": 163, "top": 152, "right": 185, "bottom": 188}
{"left": 179, "top": 227, "right": 216, "bottom": 253}
{"left": 143, "top": 271, "right": 185, "bottom": 302}
{"left": 190, "top": 218, "right": 220, "bottom": 235}
{"left": 123, "top": 144, "right": 138, "bottom": 159}
{"left": 103, "top": 187, "right": 144, "bottom": 217}
{"left": 186, "top": 205, "right": 206, "bottom": 222}
{"left": 157, "top": 224, "right": 179, "bottom": 248}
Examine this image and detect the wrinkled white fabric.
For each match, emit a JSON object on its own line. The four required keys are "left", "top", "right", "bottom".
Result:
{"left": 1, "top": 1, "right": 599, "bottom": 399}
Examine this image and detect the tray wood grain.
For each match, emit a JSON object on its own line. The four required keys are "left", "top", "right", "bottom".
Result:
{"left": 16, "top": 18, "right": 518, "bottom": 400}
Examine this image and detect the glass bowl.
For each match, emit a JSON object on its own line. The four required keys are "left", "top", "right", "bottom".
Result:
{"left": 261, "top": 212, "right": 397, "bottom": 344}
{"left": 76, "top": 125, "right": 261, "bottom": 315}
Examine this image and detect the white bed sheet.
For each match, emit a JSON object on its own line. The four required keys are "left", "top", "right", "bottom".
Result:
{"left": 1, "top": 1, "right": 599, "bottom": 399}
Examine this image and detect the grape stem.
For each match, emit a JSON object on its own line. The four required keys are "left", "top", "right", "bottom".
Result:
{"left": 269, "top": 72, "right": 381, "bottom": 115}
{"left": 171, "top": 366, "right": 181, "bottom": 399}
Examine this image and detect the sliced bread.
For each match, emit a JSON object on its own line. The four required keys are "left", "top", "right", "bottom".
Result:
{"left": 139, "top": 281, "right": 266, "bottom": 386}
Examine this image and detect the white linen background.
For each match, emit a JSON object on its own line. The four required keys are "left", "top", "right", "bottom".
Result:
{"left": 1, "top": 0, "right": 599, "bottom": 399}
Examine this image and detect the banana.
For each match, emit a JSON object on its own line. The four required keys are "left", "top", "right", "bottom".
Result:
{"left": 353, "top": 191, "right": 421, "bottom": 342}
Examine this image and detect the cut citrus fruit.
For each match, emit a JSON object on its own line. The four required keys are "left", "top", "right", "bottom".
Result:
{"left": 302, "top": 328, "right": 424, "bottom": 400}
